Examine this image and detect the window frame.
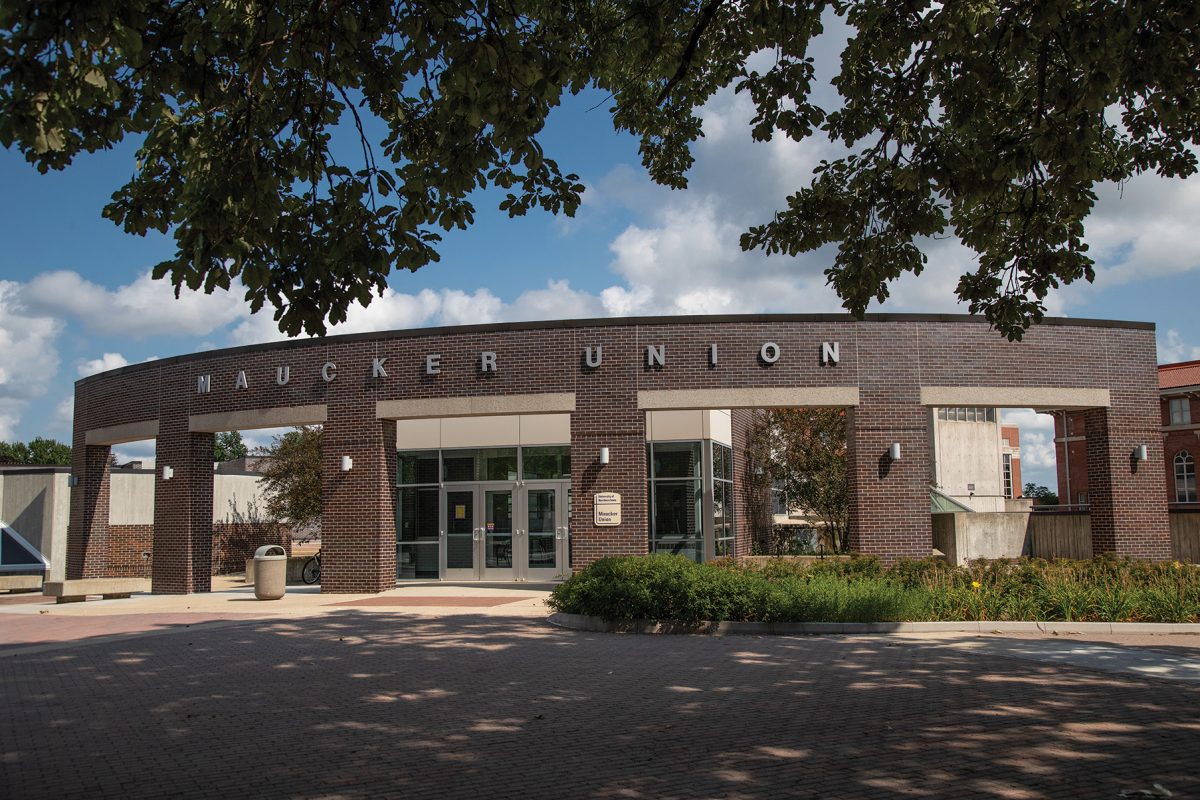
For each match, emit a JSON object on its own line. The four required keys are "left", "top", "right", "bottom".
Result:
{"left": 1175, "top": 451, "right": 1197, "bottom": 503}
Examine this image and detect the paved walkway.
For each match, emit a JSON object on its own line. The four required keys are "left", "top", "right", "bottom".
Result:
{"left": 2, "top": 587, "right": 1199, "bottom": 799}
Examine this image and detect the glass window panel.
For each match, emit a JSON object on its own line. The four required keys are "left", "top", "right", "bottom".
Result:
{"left": 522, "top": 446, "right": 571, "bottom": 480}
{"left": 445, "top": 490, "right": 474, "bottom": 569}
{"left": 652, "top": 538, "right": 702, "bottom": 563}
{"left": 652, "top": 441, "right": 702, "bottom": 478}
{"left": 397, "top": 487, "right": 439, "bottom": 542}
{"left": 442, "top": 449, "right": 477, "bottom": 482}
{"left": 397, "top": 451, "right": 439, "bottom": 485}
{"left": 651, "top": 480, "right": 703, "bottom": 538}
{"left": 397, "top": 543, "right": 439, "bottom": 579}
{"left": 480, "top": 448, "right": 518, "bottom": 481}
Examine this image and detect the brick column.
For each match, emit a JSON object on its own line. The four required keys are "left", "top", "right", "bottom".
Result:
{"left": 846, "top": 401, "right": 932, "bottom": 563}
{"left": 152, "top": 422, "right": 215, "bottom": 593}
{"left": 1085, "top": 405, "right": 1171, "bottom": 558}
{"left": 67, "top": 442, "right": 112, "bottom": 579}
{"left": 570, "top": 327, "right": 647, "bottom": 571}
{"left": 321, "top": 410, "right": 397, "bottom": 593}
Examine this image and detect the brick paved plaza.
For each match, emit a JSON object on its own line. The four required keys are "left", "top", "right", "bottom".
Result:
{"left": 2, "top": 598, "right": 1199, "bottom": 800}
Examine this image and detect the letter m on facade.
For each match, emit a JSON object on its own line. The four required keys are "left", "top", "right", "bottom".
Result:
{"left": 197, "top": 374, "right": 211, "bottom": 394}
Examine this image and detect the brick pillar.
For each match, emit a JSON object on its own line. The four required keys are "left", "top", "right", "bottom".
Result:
{"left": 67, "top": 443, "right": 112, "bottom": 579}
{"left": 846, "top": 402, "right": 932, "bottom": 563}
{"left": 152, "top": 422, "right": 214, "bottom": 593}
{"left": 322, "top": 410, "right": 397, "bottom": 593}
{"left": 570, "top": 327, "right": 647, "bottom": 571}
{"left": 1085, "top": 405, "right": 1171, "bottom": 558}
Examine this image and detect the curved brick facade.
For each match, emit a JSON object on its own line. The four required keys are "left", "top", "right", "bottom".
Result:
{"left": 68, "top": 314, "right": 1171, "bottom": 594}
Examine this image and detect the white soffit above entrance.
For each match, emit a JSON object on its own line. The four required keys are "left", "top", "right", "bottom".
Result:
{"left": 189, "top": 404, "right": 327, "bottom": 433}
{"left": 396, "top": 414, "right": 571, "bottom": 449}
{"left": 920, "top": 387, "right": 1111, "bottom": 410}
{"left": 85, "top": 419, "right": 160, "bottom": 446}
{"left": 378, "top": 393, "right": 575, "bottom": 420}
{"left": 645, "top": 410, "right": 733, "bottom": 446}
{"left": 638, "top": 387, "right": 859, "bottom": 410}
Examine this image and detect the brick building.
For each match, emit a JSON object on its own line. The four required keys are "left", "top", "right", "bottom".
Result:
{"left": 1055, "top": 359, "right": 1200, "bottom": 509}
{"left": 67, "top": 314, "right": 1171, "bottom": 594}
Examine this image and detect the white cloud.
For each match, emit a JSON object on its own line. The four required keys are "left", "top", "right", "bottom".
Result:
{"left": 0, "top": 280, "right": 63, "bottom": 440}
{"left": 1158, "top": 329, "right": 1200, "bottom": 364}
{"left": 77, "top": 352, "right": 130, "bottom": 378}
{"left": 23, "top": 270, "right": 245, "bottom": 338}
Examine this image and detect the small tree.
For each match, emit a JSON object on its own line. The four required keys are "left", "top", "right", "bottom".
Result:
{"left": 744, "top": 409, "right": 850, "bottom": 554}
{"left": 214, "top": 430, "right": 248, "bottom": 463}
{"left": 742, "top": 411, "right": 777, "bottom": 556}
{"left": 256, "top": 426, "right": 322, "bottom": 539}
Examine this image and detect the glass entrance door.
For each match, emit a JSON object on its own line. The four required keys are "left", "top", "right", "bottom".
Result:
{"left": 443, "top": 489, "right": 477, "bottom": 581}
{"left": 480, "top": 486, "right": 515, "bottom": 580}
{"left": 518, "top": 482, "right": 569, "bottom": 581}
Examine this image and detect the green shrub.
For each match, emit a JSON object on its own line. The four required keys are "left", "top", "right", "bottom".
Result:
{"left": 547, "top": 554, "right": 1200, "bottom": 624}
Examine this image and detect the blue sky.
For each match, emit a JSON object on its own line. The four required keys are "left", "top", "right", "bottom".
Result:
{"left": 2, "top": 81, "right": 1199, "bottom": 490}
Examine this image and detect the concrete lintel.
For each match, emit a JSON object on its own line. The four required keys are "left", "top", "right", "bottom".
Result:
{"left": 85, "top": 419, "right": 159, "bottom": 446}
{"left": 638, "top": 387, "right": 859, "bottom": 410}
{"left": 377, "top": 393, "right": 576, "bottom": 420}
{"left": 920, "top": 386, "right": 1111, "bottom": 410}
{"left": 189, "top": 404, "right": 327, "bottom": 433}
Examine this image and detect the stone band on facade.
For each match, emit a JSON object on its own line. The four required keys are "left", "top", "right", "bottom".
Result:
{"left": 68, "top": 313, "right": 1171, "bottom": 594}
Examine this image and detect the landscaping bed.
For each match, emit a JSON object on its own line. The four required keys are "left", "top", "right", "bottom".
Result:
{"left": 547, "top": 553, "right": 1200, "bottom": 624}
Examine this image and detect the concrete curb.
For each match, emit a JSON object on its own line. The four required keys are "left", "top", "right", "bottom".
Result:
{"left": 546, "top": 613, "right": 1200, "bottom": 636}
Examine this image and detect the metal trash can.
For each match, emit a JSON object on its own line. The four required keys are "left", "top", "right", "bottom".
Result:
{"left": 253, "top": 544, "right": 287, "bottom": 600}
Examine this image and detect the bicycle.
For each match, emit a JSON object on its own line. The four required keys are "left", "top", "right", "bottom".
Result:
{"left": 302, "top": 549, "right": 321, "bottom": 584}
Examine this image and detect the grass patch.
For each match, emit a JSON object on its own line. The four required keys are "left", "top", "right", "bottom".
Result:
{"left": 547, "top": 554, "right": 1200, "bottom": 624}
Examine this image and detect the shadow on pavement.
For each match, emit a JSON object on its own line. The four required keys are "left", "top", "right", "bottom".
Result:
{"left": 2, "top": 613, "right": 1198, "bottom": 799}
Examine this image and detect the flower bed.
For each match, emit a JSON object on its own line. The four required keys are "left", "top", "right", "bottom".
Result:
{"left": 547, "top": 554, "right": 1200, "bottom": 624}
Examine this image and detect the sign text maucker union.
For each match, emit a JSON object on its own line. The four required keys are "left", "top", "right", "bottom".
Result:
{"left": 196, "top": 342, "right": 842, "bottom": 395}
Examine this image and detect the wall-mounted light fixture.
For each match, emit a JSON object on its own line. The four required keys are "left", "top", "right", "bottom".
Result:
{"left": 67, "top": 475, "right": 78, "bottom": 488}
{"left": 162, "top": 466, "right": 174, "bottom": 480}
{"left": 1133, "top": 444, "right": 1148, "bottom": 462}
{"left": 599, "top": 447, "right": 610, "bottom": 466}
{"left": 340, "top": 455, "right": 353, "bottom": 472}
{"left": 888, "top": 443, "right": 902, "bottom": 461}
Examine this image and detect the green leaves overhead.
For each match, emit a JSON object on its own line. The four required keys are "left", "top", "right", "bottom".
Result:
{"left": 2, "top": 2, "right": 1198, "bottom": 338}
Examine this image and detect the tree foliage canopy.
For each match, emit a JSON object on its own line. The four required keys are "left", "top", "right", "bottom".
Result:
{"left": 746, "top": 408, "right": 849, "bottom": 553}
{"left": 213, "top": 430, "right": 248, "bottom": 463}
{"left": 0, "top": 437, "right": 72, "bottom": 466}
{"left": 256, "top": 426, "right": 322, "bottom": 534}
{"left": 3, "top": 1, "right": 1197, "bottom": 338}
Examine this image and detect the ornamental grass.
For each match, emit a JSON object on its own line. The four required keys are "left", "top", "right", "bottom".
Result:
{"left": 547, "top": 553, "right": 1200, "bottom": 624}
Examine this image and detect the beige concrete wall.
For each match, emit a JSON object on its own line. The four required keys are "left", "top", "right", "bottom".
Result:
{"left": 109, "top": 471, "right": 156, "bottom": 525}
{"left": 932, "top": 414, "right": 1004, "bottom": 509}
{"left": 213, "top": 474, "right": 272, "bottom": 523}
{"left": 109, "top": 471, "right": 270, "bottom": 525}
{"left": 0, "top": 472, "right": 69, "bottom": 580}
{"left": 644, "top": 410, "right": 732, "bottom": 445}
{"left": 933, "top": 511, "right": 1032, "bottom": 565}
{"left": 396, "top": 413, "right": 572, "bottom": 449}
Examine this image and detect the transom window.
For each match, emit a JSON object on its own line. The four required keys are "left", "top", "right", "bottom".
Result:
{"left": 1169, "top": 397, "right": 1192, "bottom": 426}
{"left": 1176, "top": 451, "right": 1197, "bottom": 503}
{"left": 937, "top": 407, "right": 996, "bottom": 423}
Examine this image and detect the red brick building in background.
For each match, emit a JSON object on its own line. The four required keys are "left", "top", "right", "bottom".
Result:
{"left": 1056, "top": 360, "right": 1200, "bottom": 509}
{"left": 1001, "top": 425, "right": 1022, "bottom": 499}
